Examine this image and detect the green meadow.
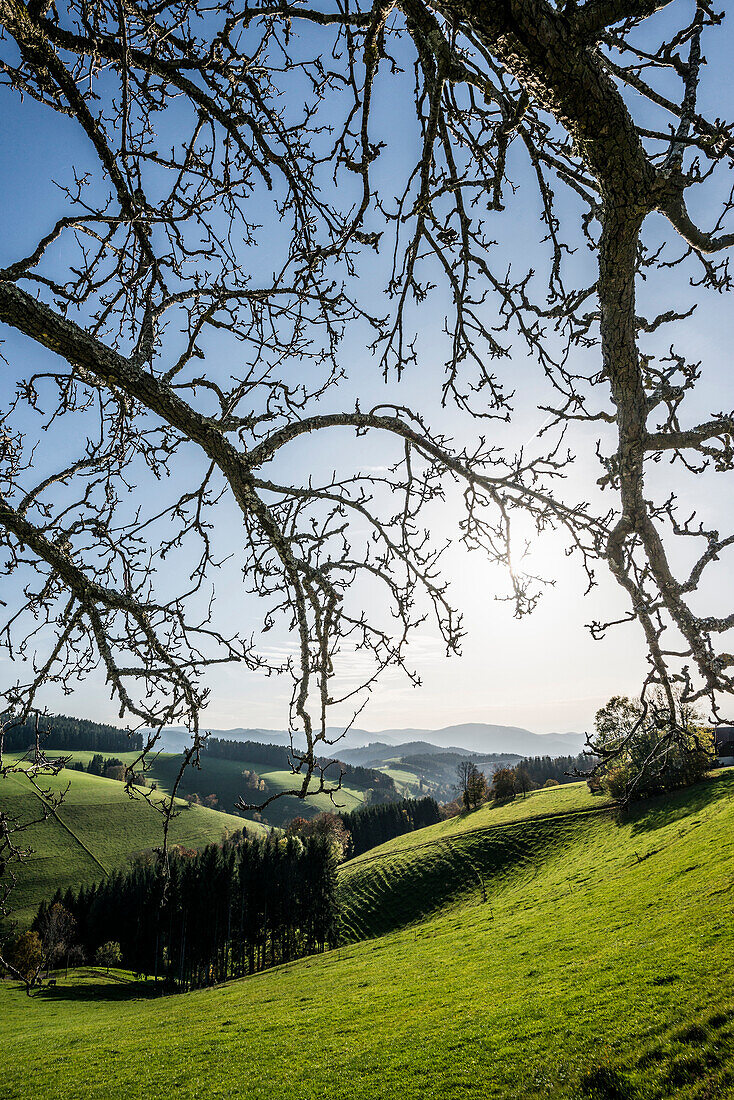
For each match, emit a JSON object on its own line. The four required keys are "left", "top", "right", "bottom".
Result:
{"left": 379, "top": 764, "right": 423, "bottom": 795}
{"left": 346, "top": 778, "right": 612, "bottom": 866}
{"left": 43, "top": 749, "right": 367, "bottom": 825}
{"left": 0, "top": 762, "right": 267, "bottom": 928}
{"left": 2, "top": 772, "right": 734, "bottom": 1098}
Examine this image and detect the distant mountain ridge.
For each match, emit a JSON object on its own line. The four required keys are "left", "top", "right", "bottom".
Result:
{"left": 370, "top": 724, "right": 586, "bottom": 757}
{"left": 336, "top": 742, "right": 524, "bottom": 767}
{"left": 337, "top": 741, "right": 478, "bottom": 765}
{"left": 155, "top": 722, "right": 586, "bottom": 759}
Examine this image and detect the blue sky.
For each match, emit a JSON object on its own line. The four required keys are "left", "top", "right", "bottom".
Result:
{"left": 1, "top": 7, "right": 733, "bottom": 737}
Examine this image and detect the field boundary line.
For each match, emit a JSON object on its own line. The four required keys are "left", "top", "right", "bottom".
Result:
{"left": 28, "top": 788, "right": 108, "bottom": 877}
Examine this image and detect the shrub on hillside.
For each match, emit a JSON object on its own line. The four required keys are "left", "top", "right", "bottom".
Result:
{"left": 35, "top": 902, "right": 78, "bottom": 966}
{"left": 9, "top": 931, "right": 43, "bottom": 983}
{"left": 492, "top": 767, "right": 517, "bottom": 802}
{"left": 593, "top": 693, "right": 714, "bottom": 801}
{"left": 95, "top": 941, "right": 122, "bottom": 972}
{"left": 543, "top": 778, "right": 560, "bottom": 788}
{"left": 602, "top": 766, "right": 629, "bottom": 801}
{"left": 288, "top": 812, "right": 351, "bottom": 861}
{"left": 514, "top": 765, "right": 534, "bottom": 798}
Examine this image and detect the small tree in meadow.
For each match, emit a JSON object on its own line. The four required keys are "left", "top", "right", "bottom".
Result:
{"left": 466, "top": 767, "right": 487, "bottom": 810}
{"left": 456, "top": 760, "right": 475, "bottom": 812}
{"left": 492, "top": 768, "right": 517, "bottom": 803}
{"left": 515, "top": 767, "right": 534, "bottom": 799}
{"left": 67, "top": 944, "right": 87, "bottom": 967}
{"left": 95, "top": 941, "right": 122, "bottom": 973}
{"left": 38, "top": 902, "right": 77, "bottom": 968}
{"left": 10, "top": 931, "right": 43, "bottom": 992}
{"left": 242, "top": 770, "right": 266, "bottom": 792}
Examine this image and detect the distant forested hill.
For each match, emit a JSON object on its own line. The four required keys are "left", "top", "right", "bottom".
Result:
{"left": 2, "top": 713, "right": 143, "bottom": 754}
{"left": 203, "top": 738, "right": 398, "bottom": 796}
{"left": 374, "top": 749, "right": 522, "bottom": 801}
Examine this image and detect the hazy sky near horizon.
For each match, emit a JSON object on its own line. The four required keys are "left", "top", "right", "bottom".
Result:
{"left": 2, "top": 6, "right": 734, "bottom": 739}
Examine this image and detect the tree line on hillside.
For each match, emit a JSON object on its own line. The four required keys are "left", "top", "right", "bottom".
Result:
{"left": 514, "top": 753, "right": 599, "bottom": 788}
{"left": 400, "top": 751, "right": 518, "bottom": 776}
{"left": 203, "top": 738, "right": 398, "bottom": 796}
{"left": 453, "top": 761, "right": 538, "bottom": 811}
{"left": 386, "top": 752, "right": 520, "bottom": 802}
{"left": 339, "top": 798, "right": 441, "bottom": 858}
{"left": 450, "top": 694, "right": 716, "bottom": 812}
{"left": 452, "top": 754, "right": 599, "bottom": 810}
{"left": 68, "top": 754, "right": 155, "bottom": 788}
{"left": 28, "top": 832, "right": 339, "bottom": 991}
{"left": 68, "top": 754, "right": 123, "bottom": 776}
{"left": 2, "top": 713, "right": 142, "bottom": 754}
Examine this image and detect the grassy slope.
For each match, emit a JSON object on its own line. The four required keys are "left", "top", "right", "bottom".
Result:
{"left": 0, "top": 764, "right": 266, "bottom": 929}
{"left": 379, "top": 764, "right": 423, "bottom": 796}
{"left": 2, "top": 774, "right": 734, "bottom": 1098}
{"left": 346, "top": 780, "right": 612, "bottom": 867}
{"left": 43, "top": 749, "right": 366, "bottom": 826}
{"left": 145, "top": 753, "right": 366, "bottom": 823}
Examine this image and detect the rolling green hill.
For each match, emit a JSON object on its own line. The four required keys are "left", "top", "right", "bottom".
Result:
{"left": 0, "top": 762, "right": 267, "bottom": 929}
{"left": 2, "top": 772, "right": 734, "bottom": 1098}
{"left": 345, "top": 778, "right": 612, "bottom": 864}
{"left": 43, "top": 749, "right": 367, "bottom": 827}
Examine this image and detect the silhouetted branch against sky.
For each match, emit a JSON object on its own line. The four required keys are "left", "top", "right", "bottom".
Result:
{"left": 1, "top": 0, "right": 733, "bottom": 813}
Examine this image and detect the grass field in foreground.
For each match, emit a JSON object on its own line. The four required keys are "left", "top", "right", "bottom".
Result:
{"left": 0, "top": 762, "right": 267, "bottom": 929}
{"left": 2, "top": 772, "right": 734, "bottom": 1098}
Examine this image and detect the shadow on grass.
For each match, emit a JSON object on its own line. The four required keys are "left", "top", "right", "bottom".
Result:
{"left": 36, "top": 979, "right": 172, "bottom": 1002}
{"left": 622, "top": 771, "right": 734, "bottom": 836}
{"left": 340, "top": 814, "right": 582, "bottom": 942}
